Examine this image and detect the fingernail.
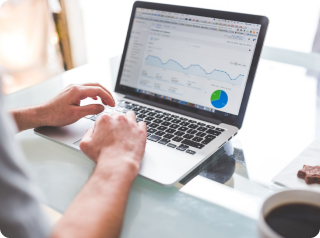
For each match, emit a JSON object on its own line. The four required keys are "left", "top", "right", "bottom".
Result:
{"left": 100, "top": 105, "right": 104, "bottom": 111}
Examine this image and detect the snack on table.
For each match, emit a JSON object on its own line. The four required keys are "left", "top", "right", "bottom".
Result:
{"left": 297, "top": 165, "right": 320, "bottom": 185}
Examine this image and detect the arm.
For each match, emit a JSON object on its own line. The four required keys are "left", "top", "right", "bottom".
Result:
{"left": 10, "top": 83, "right": 115, "bottom": 132}
{"left": 52, "top": 112, "right": 147, "bottom": 238}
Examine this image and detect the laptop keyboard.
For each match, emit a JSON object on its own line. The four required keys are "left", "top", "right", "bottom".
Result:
{"left": 84, "top": 99, "right": 227, "bottom": 155}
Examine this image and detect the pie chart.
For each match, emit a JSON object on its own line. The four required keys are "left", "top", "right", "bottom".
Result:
{"left": 211, "top": 90, "right": 228, "bottom": 109}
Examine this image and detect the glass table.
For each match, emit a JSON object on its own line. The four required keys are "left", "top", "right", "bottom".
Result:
{"left": 4, "top": 56, "right": 319, "bottom": 237}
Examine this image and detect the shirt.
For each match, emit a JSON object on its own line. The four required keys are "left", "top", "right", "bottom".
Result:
{"left": 0, "top": 84, "right": 50, "bottom": 238}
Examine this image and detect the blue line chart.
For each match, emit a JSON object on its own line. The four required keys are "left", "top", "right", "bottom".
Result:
{"left": 145, "top": 55, "right": 244, "bottom": 86}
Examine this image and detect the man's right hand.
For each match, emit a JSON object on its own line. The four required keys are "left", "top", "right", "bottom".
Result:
{"left": 79, "top": 111, "right": 147, "bottom": 176}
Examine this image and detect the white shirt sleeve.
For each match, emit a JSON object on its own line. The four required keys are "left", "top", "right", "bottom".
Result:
{"left": 0, "top": 87, "right": 51, "bottom": 238}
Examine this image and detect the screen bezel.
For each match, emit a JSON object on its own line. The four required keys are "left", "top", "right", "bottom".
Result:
{"left": 115, "top": 1, "right": 269, "bottom": 129}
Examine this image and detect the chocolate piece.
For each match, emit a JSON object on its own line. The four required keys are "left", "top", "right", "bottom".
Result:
{"left": 297, "top": 165, "right": 320, "bottom": 185}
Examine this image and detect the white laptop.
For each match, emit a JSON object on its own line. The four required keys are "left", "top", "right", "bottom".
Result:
{"left": 35, "top": 1, "right": 268, "bottom": 186}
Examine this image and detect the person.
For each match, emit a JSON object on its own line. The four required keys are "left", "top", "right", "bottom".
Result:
{"left": 0, "top": 82, "right": 147, "bottom": 238}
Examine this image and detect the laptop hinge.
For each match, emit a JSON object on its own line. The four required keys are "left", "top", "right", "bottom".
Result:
{"left": 125, "top": 95, "right": 222, "bottom": 125}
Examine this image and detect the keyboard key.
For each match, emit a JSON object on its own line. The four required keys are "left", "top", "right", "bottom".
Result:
{"left": 171, "top": 119, "right": 181, "bottom": 124}
{"left": 180, "top": 122, "right": 190, "bottom": 127}
{"left": 207, "top": 129, "right": 221, "bottom": 136}
{"left": 188, "top": 119, "right": 196, "bottom": 123}
{"left": 173, "top": 137, "right": 183, "bottom": 142}
{"left": 149, "top": 123, "right": 159, "bottom": 128}
{"left": 188, "top": 124, "right": 198, "bottom": 129}
{"left": 186, "top": 150, "right": 196, "bottom": 155}
{"left": 206, "top": 125, "right": 215, "bottom": 129}
{"left": 147, "top": 132, "right": 151, "bottom": 137}
{"left": 205, "top": 135, "right": 216, "bottom": 140}
{"left": 163, "top": 134, "right": 174, "bottom": 139}
{"left": 155, "top": 114, "right": 164, "bottom": 119}
{"left": 145, "top": 121, "right": 151, "bottom": 126}
{"left": 163, "top": 113, "right": 170, "bottom": 116}
{"left": 148, "top": 128, "right": 157, "bottom": 133}
{"left": 196, "top": 132, "right": 206, "bottom": 137}
{"left": 125, "top": 105, "right": 133, "bottom": 109}
{"left": 148, "top": 112, "right": 156, "bottom": 116}
{"left": 148, "top": 135, "right": 161, "bottom": 142}
{"left": 183, "top": 134, "right": 194, "bottom": 139}
{"left": 169, "top": 124, "right": 179, "bottom": 129}
{"left": 181, "top": 139, "right": 204, "bottom": 149}
{"left": 215, "top": 128, "right": 225, "bottom": 132}
{"left": 192, "top": 137, "right": 203, "bottom": 142}
{"left": 177, "top": 126, "right": 188, "bottom": 131}
{"left": 197, "top": 127, "right": 207, "bottom": 132}
{"left": 140, "top": 110, "right": 148, "bottom": 114}
{"left": 137, "top": 118, "right": 143, "bottom": 122}
{"left": 138, "top": 114, "right": 147, "bottom": 119}
{"left": 176, "top": 144, "right": 189, "bottom": 151}
{"left": 161, "top": 122, "right": 171, "bottom": 126}
{"left": 153, "top": 119, "right": 163, "bottom": 124}
{"left": 157, "top": 126, "right": 167, "bottom": 131}
{"left": 155, "top": 110, "right": 162, "bottom": 113}
{"left": 171, "top": 115, "right": 179, "bottom": 118}
{"left": 165, "top": 129, "right": 176, "bottom": 134}
{"left": 91, "top": 115, "right": 99, "bottom": 121}
{"left": 145, "top": 117, "right": 154, "bottom": 121}
{"left": 155, "top": 131, "right": 166, "bottom": 136}
{"left": 187, "top": 129, "right": 197, "bottom": 134}
{"left": 167, "top": 143, "right": 176, "bottom": 148}
{"left": 162, "top": 117, "right": 173, "bottom": 121}
{"left": 197, "top": 122, "right": 205, "bottom": 126}
{"left": 158, "top": 138, "right": 170, "bottom": 145}
{"left": 174, "top": 131, "right": 185, "bottom": 137}
{"left": 180, "top": 117, "right": 188, "bottom": 121}
{"left": 133, "top": 108, "right": 141, "bottom": 112}
{"left": 201, "top": 139, "right": 213, "bottom": 145}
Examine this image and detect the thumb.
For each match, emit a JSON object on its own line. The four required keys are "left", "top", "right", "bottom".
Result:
{"left": 80, "top": 128, "right": 94, "bottom": 150}
{"left": 79, "top": 104, "right": 104, "bottom": 117}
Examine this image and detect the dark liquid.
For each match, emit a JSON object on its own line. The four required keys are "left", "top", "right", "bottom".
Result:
{"left": 265, "top": 203, "right": 320, "bottom": 238}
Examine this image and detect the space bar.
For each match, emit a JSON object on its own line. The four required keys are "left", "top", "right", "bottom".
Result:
{"left": 181, "top": 139, "right": 204, "bottom": 149}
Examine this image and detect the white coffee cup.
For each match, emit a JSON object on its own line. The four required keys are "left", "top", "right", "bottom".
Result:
{"left": 258, "top": 189, "right": 320, "bottom": 238}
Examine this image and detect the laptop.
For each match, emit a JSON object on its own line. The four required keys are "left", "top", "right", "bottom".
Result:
{"left": 35, "top": 1, "right": 268, "bottom": 186}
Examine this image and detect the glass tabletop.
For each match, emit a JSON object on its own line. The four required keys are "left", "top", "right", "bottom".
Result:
{"left": 4, "top": 56, "right": 320, "bottom": 237}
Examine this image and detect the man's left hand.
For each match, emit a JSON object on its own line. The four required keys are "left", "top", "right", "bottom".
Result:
{"left": 11, "top": 83, "right": 115, "bottom": 131}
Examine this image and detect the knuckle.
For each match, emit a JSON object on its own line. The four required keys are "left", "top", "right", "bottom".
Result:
{"left": 99, "top": 114, "right": 110, "bottom": 122}
{"left": 117, "top": 114, "right": 126, "bottom": 121}
{"left": 69, "top": 85, "right": 80, "bottom": 93}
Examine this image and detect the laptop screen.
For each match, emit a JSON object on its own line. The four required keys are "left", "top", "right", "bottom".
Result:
{"left": 119, "top": 7, "right": 261, "bottom": 116}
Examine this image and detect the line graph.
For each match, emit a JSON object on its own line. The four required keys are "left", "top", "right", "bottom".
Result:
{"left": 145, "top": 55, "right": 244, "bottom": 85}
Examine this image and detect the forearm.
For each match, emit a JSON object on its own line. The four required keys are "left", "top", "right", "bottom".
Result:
{"left": 10, "top": 106, "right": 46, "bottom": 132}
{"left": 52, "top": 151, "right": 138, "bottom": 238}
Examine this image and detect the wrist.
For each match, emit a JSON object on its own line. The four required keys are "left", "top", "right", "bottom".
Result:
{"left": 94, "top": 148, "right": 140, "bottom": 183}
{"left": 10, "top": 105, "right": 47, "bottom": 131}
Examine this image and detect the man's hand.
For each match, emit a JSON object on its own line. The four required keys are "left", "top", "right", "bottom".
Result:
{"left": 10, "top": 83, "right": 115, "bottom": 132}
{"left": 52, "top": 112, "right": 147, "bottom": 238}
{"left": 40, "top": 83, "right": 115, "bottom": 127}
{"left": 80, "top": 111, "right": 147, "bottom": 176}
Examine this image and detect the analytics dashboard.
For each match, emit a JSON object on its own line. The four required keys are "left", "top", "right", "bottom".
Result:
{"left": 120, "top": 8, "right": 261, "bottom": 116}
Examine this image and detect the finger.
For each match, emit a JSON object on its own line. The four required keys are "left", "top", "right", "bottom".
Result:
{"left": 138, "top": 121, "right": 147, "bottom": 132}
{"left": 78, "top": 104, "right": 104, "bottom": 117}
{"left": 77, "top": 86, "right": 115, "bottom": 107}
{"left": 81, "top": 83, "right": 115, "bottom": 106}
{"left": 81, "top": 128, "right": 94, "bottom": 143}
{"left": 126, "top": 110, "right": 137, "bottom": 123}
